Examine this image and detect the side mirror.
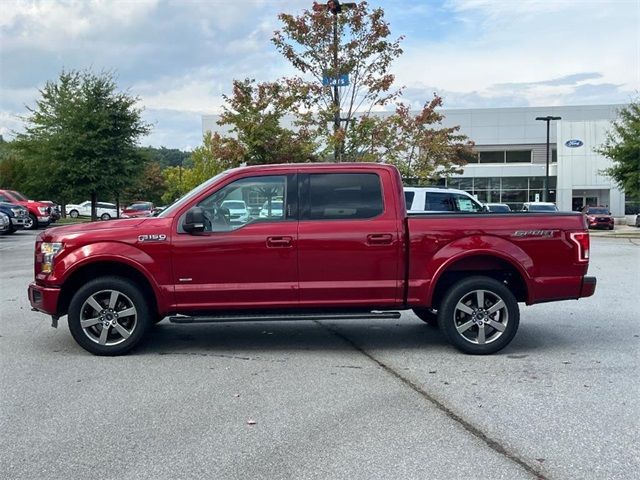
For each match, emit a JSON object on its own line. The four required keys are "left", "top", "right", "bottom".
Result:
{"left": 183, "top": 207, "right": 205, "bottom": 233}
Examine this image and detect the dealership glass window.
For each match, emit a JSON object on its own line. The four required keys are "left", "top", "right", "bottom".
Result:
{"left": 552, "top": 149, "right": 557, "bottom": 163}
{"left": 197, "top": 175, "right": 286, "bottom": 232}
{"left": 529, "top": 177, "right": 544, "bottom": 189}
{"left": 479, "top": 151, "right": 504, "bottom": 163}
{"left": 447, "top": 177, "right": 473, "bottom": 190}
{"left": 528, "top": 190, "right": 545, "bottom": 202}
{"left": 501, "top": 177, "right": 528, "bottom": 190}
{"left": 501, "top": 190, "right": 527, "bottom": 204}
{"left": 308, "top": 173, "right": 383, "bottom": 220}
{"left": 505, "top": 150, "right": 532, "bottom": 163}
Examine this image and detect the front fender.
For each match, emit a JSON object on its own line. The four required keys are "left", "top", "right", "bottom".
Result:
{"left": 45, "top": 241, "right": 172, "bottom": 314}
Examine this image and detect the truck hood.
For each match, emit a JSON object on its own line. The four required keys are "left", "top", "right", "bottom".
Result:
{"left": 42, "top": 218, "right": 147, "bottom": 239}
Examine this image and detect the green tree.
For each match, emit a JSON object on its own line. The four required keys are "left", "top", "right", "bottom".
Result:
{"left": 598, "top": 101, "right": 640, "bottom": 199}
{"left": 123, "top": 161, "right": 166, "bottom": 206}
{"left": 13, "top": 69, "right": 151, "bottom": 218}
{"left": 138, "top": 145, "right": 191, "bottom": 169}
{"left": 161, "top": 132, "right": 241, "bottom": 204}
{"left": 218, "top": 78, "right": 318, "bottom": 165}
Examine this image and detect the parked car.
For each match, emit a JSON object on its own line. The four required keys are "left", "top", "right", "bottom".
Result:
{"left": 66, "top": 201, "right": 118, "bottom": 220}
{"left": 221, "top": 200, "right": 250, "bottom": 224}
{"left": 0, "top": 211, "right": 11, "bottom": 234}
{"left": 29, "top": 163, "right": 595, "bottom": 356}
{"left": 258, "top": 199, "right": 284, "bottom": 219}
{"left": 521, "top": 202, "right": 558, "bottom": 212}
{"left": 636, "top": 214, "right": 640, "bottom": 228}
{"left": 485, "top": 203, "right": 512, "bottom": 213}
{"left": 121, "top": 202, "right": 154, "bottom": 218}
{"left": 404, "top": 187, "right": 485, "bottom": 213}
{"left": 39, "top": 201, "right": 61, "bottom": 222}
{"left": 0, "top": 189, "right": 51, "bottom": 230}
{"left": 0, "top": 201, "right": 28, "bottom": 234}
{"left": 580, "top": 206, "right": 614, "bottom": 230}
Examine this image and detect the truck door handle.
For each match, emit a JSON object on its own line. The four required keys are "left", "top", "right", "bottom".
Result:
{"left": 366, "top": 233, "right": 393, "bottom": 245}
{"left": 267, "top": 236, "right": 293, "bottom": 248}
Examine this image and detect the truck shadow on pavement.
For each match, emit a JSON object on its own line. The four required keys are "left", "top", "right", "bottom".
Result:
{"left": 127, "top": 318, "right": 574, "bottom": 357}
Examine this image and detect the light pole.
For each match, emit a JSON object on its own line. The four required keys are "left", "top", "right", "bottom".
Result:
{"left": 535, "top": 115, "right": 561, "bottom": 202}
{"left": 324, "top": 0, "right": 355, "bottom": 161}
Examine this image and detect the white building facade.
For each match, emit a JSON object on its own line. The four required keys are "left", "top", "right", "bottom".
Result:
{"left": 203, "top": 103, "right": 626, "bottom": 215}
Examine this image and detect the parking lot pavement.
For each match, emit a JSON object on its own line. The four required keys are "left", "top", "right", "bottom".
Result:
{"left": 1, "top": 230, "right": 638, "bottom": 480}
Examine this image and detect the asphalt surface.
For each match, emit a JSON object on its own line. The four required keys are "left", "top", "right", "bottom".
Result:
{"left": 1, "top": 229, "right": 638, "bottom": 480}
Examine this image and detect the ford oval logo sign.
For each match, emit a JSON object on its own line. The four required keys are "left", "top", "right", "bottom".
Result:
{"left": 565, "top": 139, "right": 583, "bottom": 148}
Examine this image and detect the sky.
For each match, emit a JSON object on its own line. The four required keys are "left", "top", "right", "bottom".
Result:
{"left": 1, "top": 0, "right": 638, "bottom": 150}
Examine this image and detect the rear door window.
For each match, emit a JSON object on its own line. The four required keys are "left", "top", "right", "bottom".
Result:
{"left": 307, "top": 173, "right": 383, "bottom": 220}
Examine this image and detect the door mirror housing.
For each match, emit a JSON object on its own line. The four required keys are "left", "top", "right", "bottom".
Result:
{"left": 183, "top": 207, "right": 205, "bottom": 233}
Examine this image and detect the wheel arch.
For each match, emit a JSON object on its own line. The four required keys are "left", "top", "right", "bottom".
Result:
{"left": 428, "top": 252, "right": 531, "bottom": 309}
{"left": 57, "top": 261, "right": 159, "bottom": 318}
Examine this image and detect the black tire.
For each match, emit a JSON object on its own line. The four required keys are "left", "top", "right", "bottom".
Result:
{"left": 69, "top": 210, "right": 79, "bottom": 218}
{"left": 438, "top": 276, "right": 519, "bottom": 355}
{"left": 25, "top": 213, "right": 38, "bottom": 230}
{"left": 101, "top": 213, "right": 111, "bottom": 221}
{"left": 609, "top": 225, "right": 614, "bottom": 230}
{"left": 413, "top": 308, "right": 439, "bottom": 327}
{"left": 5, "top": 226, "right": 16, "bottom": 234}
{"left": 68, "top": 276, "right": 152, "bottom": 356}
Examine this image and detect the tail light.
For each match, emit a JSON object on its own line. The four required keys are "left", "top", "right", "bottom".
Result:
{"left": 569, "top": 232, "right": 590, "bottom": 263}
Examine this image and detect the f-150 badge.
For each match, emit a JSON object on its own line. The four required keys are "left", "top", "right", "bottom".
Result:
{"left": 138, "top": 234, "right": 167, "bottom": 242}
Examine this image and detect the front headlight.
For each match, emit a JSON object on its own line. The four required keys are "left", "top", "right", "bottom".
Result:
{"left": 41, "top": 242, "right": 63, "bottom": 273}
{"left": 38, "top": 207, "right": 48, "bottom": 215}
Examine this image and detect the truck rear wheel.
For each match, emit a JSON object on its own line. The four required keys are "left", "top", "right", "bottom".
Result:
{"left": 68, "top": 276, "right": 152, "bottom": 356}
{"left": 413, "top": 308, "right": 439, "bottom": 327}
{"left": 438, "top": 276, "right": 519, "bottom": 355}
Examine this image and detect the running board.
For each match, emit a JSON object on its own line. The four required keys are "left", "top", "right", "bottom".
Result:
{"left": 169, "top": 311, "right": 401, "bottom": 324}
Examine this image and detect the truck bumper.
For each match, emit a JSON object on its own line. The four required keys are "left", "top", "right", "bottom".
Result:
{"left": 28, "top": 282, "right": 60, "bottom": 316}
{"left": 11, "top": 218, "right": 26, "bottom": 229}
{"left": 580, "top": 276, "right": 597, "bottom": 298}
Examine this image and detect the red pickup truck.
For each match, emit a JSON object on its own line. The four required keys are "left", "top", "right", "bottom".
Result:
{"left": 28, "top": 163, "right": 595, "bottom": 356}
{"left": 0, "top": 189, "right": 52, "bottom": 230}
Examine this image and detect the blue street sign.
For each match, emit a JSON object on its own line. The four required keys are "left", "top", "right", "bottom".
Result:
{"left": 322, "top": 74, "right": 349, "bottom": 87}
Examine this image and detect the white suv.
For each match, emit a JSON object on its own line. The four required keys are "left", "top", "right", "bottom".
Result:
{"left": 66, "top": 201, "right": 118, "bottom": 220}
{"left": 404, "top": 187, "right": 484, "bottom": 213}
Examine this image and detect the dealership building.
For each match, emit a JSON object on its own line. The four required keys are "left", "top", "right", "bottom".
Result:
{"left": 202, "top": 103, "right": 627, "bottom": 216}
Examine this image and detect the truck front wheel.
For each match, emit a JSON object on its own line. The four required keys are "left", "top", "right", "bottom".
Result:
{"left": 438, "top": 276, "right": 519, "bottom": 355}
{"left": 67, "top": 276, "right": 152, "bottom": 356}
{"left": 24, "top": 214, "right": 37, "bottom": 230}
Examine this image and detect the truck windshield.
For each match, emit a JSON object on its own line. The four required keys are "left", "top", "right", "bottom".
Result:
{"left": 157, "top": 171, "right": 229, "bottom": 218}
{"left": 10, "top": 190, "right": 28, "bottom": 201}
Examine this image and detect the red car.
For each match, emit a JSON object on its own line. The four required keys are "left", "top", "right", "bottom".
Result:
{"left": 28, "top": 163, "right": 595, "bottom": 356}
{"left": 0, "top": 189, "right": 51, "bottom": 230}
{"left": 581, "top": 206, "right": 614, "bottom": 230}
{"left": 120, "top": 202, "right": 154, "bottom": 218}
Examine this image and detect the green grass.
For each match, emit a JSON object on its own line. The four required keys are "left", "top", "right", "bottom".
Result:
{"left": 54, "top": 217, "right": 92, "bottom": 225}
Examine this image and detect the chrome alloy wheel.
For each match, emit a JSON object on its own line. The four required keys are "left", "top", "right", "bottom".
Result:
{"left": 79, "top": 289, "right": 138, "bottom": 346}
{"left": 453, "top": 289, "right": 508, "bottom": 345}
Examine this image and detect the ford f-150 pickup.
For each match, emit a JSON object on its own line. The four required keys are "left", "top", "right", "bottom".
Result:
{"left": 28, "top": 163, "right": 596, "bottom": 356}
